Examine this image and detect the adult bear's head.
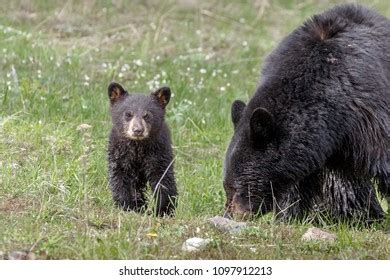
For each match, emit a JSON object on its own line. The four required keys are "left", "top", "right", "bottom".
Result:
{"left": 223, "top": 99, "right": 282, "bottom": 220}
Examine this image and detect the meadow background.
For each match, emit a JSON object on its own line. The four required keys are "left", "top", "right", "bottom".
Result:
{"left": 1, "top": 0, "right": 389, "bottom": 259}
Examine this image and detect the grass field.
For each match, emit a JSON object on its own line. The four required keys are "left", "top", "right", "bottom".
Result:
{"left": 1, "top": 0, "right": 390, "bottom": 259}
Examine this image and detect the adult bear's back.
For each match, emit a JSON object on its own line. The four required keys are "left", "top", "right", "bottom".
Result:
{"left": 261, "top": 4, "right": 390, "bottom": 89}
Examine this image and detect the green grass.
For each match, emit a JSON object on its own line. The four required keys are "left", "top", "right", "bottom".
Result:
{"left": 1, "top": 0, "right": 389, "bottom": 259}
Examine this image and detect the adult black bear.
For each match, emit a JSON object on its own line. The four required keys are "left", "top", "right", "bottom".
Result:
{"left": 223, "top": 4, "right": 390, "bottom": 222}
{"left": 107, "top": 82, "right": 177, "bottom": 216}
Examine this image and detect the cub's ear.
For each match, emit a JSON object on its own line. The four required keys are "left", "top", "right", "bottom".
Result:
{"left": 231, "top": 100, "right": 246, "bottom": 128}
{"left": 151, "top": 86, "right": 171, "bottom": 108}
{"left": 250, "top": 107, "right": 274, "bottom": 145}
{"left": 108, "top": 82, "right": 128, "bottom": 105}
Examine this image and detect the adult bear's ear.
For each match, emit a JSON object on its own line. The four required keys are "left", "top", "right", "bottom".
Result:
{"left": 231, "top": 100, "right": 246, "bottom": 128}
{"left": 250, "top": 107, "right": 274, "bottom": 145}
{"left": 108, "top": 82, "right": 128, "bottom": 105}
{"left": 151, "top": 86, "right": 171, "bottom": 109}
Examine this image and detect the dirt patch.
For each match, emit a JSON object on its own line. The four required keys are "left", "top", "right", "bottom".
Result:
{"left": 0, "top": 197, "right": 28, "bottom": 213}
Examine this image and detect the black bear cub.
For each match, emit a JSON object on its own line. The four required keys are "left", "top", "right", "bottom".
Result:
{"left": 107, "top": 82, "right": 177, "bottom": 216}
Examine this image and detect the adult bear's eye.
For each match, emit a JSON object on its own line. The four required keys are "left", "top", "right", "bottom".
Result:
{"left": 142, "top": 112, "right": 151, "bottom": 120}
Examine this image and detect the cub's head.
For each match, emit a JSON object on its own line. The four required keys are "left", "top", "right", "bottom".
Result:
{"left": 108, "top": 82, "right": 171, "bottom": 140}
{"left": 223, "top": 100, "right": 278, "bottom": 220}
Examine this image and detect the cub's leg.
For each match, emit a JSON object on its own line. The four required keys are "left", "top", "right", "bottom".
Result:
{"left": 145, "top": 154, "right": 177, "bottom": 216}
{"left": 108, "top": 160, "right": 147, "bottom": 212}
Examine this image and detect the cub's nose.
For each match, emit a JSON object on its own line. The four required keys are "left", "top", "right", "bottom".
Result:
{"left": 132, "top": 127, "right": 144, "bottom": 136}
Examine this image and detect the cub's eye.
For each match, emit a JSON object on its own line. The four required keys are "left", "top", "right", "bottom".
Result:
{"left": 125, "top": 112, "right": 133, "bottom": 120}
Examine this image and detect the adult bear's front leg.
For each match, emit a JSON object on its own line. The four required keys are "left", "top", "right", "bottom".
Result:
{"left": 323, "top": 171, "right": 384, "bottom": 222}
{"left": 275, "top": 171, "right": 324, "bottom": 221}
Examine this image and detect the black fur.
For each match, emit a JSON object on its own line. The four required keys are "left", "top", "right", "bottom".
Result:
{"left": 107, "top": 82, "right": 177, "bottom": 216}
{"left": 223, "top": 4, "right": 390, "bottom": 223}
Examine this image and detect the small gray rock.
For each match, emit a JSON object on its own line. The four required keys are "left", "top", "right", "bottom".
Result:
{"left": 76, "top": 123, "right": 92, "bottom": 132}
{"left": 208, "top": 216, "right": 247, "bottom": 234}
{"left": 8, "top": 251, "right": 36, "bottom": 260}
{"left": 182, "top": 237, "right": 212, "bottom": 252}
{"left": 301, "top": 227, "right": 337, "bottom": 242}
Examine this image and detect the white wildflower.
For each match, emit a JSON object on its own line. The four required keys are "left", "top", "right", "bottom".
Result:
{"left": 134, "top": 59, "right": 143, "bottom": 66}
